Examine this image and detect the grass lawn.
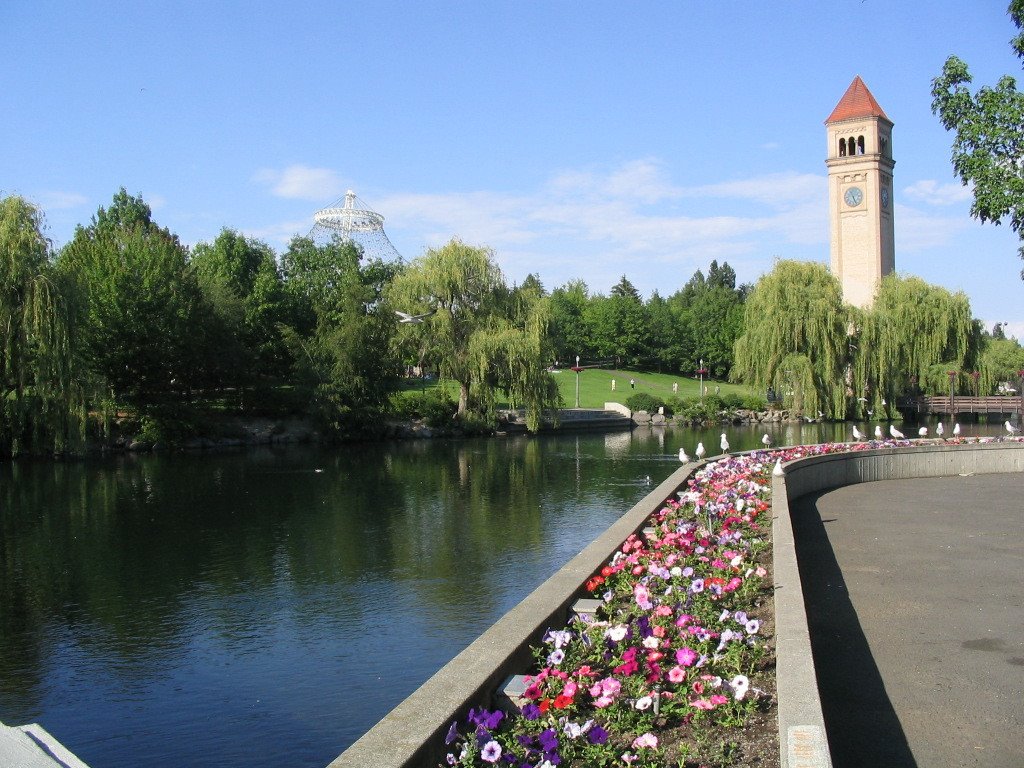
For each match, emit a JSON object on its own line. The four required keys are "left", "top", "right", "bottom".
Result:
{"left": 550, "top": 367, "right": 753, "bottom": 409}
{"left": 394, "top": 368, "right": 755, "bottom": 411}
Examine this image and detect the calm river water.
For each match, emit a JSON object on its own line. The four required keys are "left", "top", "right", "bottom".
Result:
{"left": 0, "top": 420, "right": 1000, "bottom": 767}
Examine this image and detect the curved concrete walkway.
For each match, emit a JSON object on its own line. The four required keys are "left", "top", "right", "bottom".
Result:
{"left": 791, "top": 473, "right": 1023, "bottom": 768}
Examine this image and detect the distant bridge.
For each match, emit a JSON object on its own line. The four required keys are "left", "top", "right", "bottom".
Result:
{"left": 898, "top": 395, "right": 1023, "bottom": 417}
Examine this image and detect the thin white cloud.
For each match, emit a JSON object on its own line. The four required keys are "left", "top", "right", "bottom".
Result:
{"left": 375, "top": 160, "right": 828, "bottom": 293}
{"left": 34, "top": 191, "right": 89, "bottom": 210}
{"left": 690, "top": 172, "right": 825, "bottom": 207}
{"left": 253, "top": 165, "right": 346, "bottom": 201}
{"left": 243, "top": 219, "right": 312, "bottom": 245}
{"left": 985, "top": 320, "right": 1024, "bottom": 343}
{"left": 902, "top": 179, "right": 972, "bottom": 206}
{"left": 894, "top": 203, "right": 970, "bottom": 251}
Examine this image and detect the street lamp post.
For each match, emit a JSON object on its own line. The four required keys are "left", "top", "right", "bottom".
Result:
{"left": 573, "top": 355, "right": 582, "bottom": 408}
{"left": 696, "top": 359, "right": 709, "bottom": 402}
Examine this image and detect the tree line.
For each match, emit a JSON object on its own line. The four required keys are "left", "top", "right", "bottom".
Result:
{"left": 3, "top": 188, "right": 1022, "bottom": 457}
{"left": 0, "top": 189, "right": 754, "bottom": 456}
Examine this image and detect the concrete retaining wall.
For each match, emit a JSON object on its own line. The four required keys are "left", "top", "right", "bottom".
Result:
{"left": 772, "top": 440, "right": 1024, "bottom": 768}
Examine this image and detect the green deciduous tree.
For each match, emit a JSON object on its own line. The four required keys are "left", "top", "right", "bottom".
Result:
{"left": 851, "top": 274, "right": 981, "bottom": 412}
{"left": 191, "top": 229, "right": 289, "bottom": 380}
{"left": 387, "top": 238, "right": 559, "bottom": 430}
{"left": 732, "top": 260, "right": 849, "bottom": 418}
{"left": 58, "top": 189, "right": 207, "bottom": 408}
{"left": 280, "top": 236, "right": 400, "bottom": 429}
{"left": 0, "top": 195, "right": 84, "bottom": 456}
{"left": 932, "top": 1, "right": 1024, "bottom": 273}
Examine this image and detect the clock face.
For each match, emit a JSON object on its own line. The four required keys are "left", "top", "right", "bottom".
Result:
{"left": 881, "top": 187, "right": 890, "bottom": 208}
{"left": 844, "top": 186, "right": 863, "bottom": 207}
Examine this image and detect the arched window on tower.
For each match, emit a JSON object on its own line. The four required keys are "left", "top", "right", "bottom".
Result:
{"left": 857, "top": 135, "right": 865, "bottom": 155}
{"left": 838, "top": 137, "right": 847, "bottom": 157}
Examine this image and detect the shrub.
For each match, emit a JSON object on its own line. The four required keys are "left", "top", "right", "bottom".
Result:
{"left": 742, "top": 394, "right": 769, "bottom": 411}
{"left": 625, "top": 392, "right": 665, "bottom": 413}
{"left": 720, "top": 392, "right": 744, "bottom": 409}
{"left": 391, "top": 389, "right": 456, "bottom": 427}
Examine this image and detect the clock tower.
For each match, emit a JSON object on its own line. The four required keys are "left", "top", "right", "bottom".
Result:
{"left": 825, "top": 76, "right": 895, "bottom": 308}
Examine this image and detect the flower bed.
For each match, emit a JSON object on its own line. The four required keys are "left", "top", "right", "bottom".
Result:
{"left": 438, "top": 440, "right": 878, "bottom": 768}
{"left": 439, "top": 436, "right": 1019, "bottom": 767}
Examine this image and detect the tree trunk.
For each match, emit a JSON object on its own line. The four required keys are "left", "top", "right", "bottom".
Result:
{"left": 458, "top": 382, "right": 469, "bottom": 415}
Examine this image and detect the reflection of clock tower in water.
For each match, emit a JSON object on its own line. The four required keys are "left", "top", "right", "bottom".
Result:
{"left": 825, "top": 76, "right": 895, "bottom": 308}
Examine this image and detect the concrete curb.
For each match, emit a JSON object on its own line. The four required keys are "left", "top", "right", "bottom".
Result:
{"left": 772, "top": 440, "right": 1024, "bottom": 768}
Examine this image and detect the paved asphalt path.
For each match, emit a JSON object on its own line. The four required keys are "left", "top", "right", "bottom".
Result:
{"left": 791, "top": 473, "right": 1023, "bottom": 768}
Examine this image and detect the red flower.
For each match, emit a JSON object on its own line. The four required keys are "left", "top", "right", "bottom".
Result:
{"left": 553, "top": 694, "right": 573, "bottom": 709}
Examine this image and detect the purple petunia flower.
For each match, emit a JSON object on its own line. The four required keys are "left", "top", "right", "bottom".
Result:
{"left": 521, "top": 702, "right": 541, "bottom": 721}
{"left": 587, "top": 724, "right": 610, "bottom": 745}
{"left": 445, "top": 720, "right": 459, "bottom": 744}
{"left": 538, "top": 728, "right": 559, "bottom": 752}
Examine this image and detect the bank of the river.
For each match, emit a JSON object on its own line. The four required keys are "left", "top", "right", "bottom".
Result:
{"left": 89, "top": 406, "right": 807, "bottom": 456}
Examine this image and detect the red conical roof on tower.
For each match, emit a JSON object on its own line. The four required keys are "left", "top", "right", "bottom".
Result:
{"left": 825, "top": 76, "right": 890, "bottom": 123}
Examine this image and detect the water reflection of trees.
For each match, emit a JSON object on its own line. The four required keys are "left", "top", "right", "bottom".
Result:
{"left": 0, "top": 438, "right": 558, "bottom": 709}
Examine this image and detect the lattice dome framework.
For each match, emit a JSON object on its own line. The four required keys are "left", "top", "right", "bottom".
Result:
{"left": 308, "top": 190, "right": 402, "bottom": 261}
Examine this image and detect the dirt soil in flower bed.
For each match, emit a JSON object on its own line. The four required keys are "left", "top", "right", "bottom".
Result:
{"left": 653, "top": 576, "right": 779, "bottom": 767}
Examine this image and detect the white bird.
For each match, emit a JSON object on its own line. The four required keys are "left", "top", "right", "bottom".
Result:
{"left": 720, "top": 433, "right": 730, "bottom": 453}
{"left": 695, "top": 442, "right": 706, "bottom": 460}
{"left": 867, "top": 409, "right": 874, "bottom": 417}
{"left": 1006, "top": 420, "right": 1020, "bottom": 435}
{"left": 852, "top": 425, "right": 865, "bottom": 441}
{"left": 881, "top": 398, "right": 887, "bottom": 406}
{"left": 918, "top": 426, "right": 928, "bottom": 437}
{"left": 772, "top": 458, "right": 784, "bottom": 476}
{"left": 394, "top": 309, "right": 436, "bottom": 324}
{"left": 679, "top": 447, "right": 690, "bottom": 463}
{"left": 953, "top": 422, "right": 961, "bottom": 436}
{"left": 761, "top": 433, "right": 771, "bottom": 448}
{"left": 889, "top": 424, "right": 905, "bottom": 439}
{"left": 936, "top": 422, "right": 945, "bottom": 437}
{"left": 874, "top": 425, "right": 883, "bottom": 440}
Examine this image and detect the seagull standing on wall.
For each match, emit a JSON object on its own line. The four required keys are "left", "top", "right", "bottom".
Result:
{"left": 679, "top": 447, "right": 689, "bottom": 463}
{"left": 953, "top": 423, "right": 961, "bottom": 436}
{"left": 918, "top": 427, "right": 928, "bottom": 437}
{"left": 936, "top": 422, "right": 945, "bottom": 437}
{"left": 890, "top": 425, "right": 905, "bottom": 439}
{"left": 720, "top": 433, "right": 730, "bottom": 454}
{"left": 852, "top": 425, "right": 865, "bottom": 441}
{"left": 874, "top": 425, "right": 883, "bottom": 440}
{"left": 762, "top": 433, "right": 771, "bottom": 448}
{"left": 1005, "top": 420, "right": 1020, "bottom": 435}
{"left": 695, "top": 442, "right": 706, "bottom": 460}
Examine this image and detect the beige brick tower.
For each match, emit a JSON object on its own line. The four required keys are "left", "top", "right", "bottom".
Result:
{"left": 825, "top": 76, "right": 895, "bottom": 308}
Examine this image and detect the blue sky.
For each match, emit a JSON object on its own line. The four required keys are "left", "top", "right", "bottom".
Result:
{"left": 5, "top": 1, "right": 1023, "bottom": 337}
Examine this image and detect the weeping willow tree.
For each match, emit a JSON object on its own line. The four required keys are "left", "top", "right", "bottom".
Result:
{"left": 0, "top": 195, "right": 84, "bottom": 456}
{"left": 852, "top": 274, "right": 981, "bottom": 413}
{"left": 732, "top": 260, "right": 849, "bottom": 419}
{"left": 388, "top": 239, "right": 560, "bottom": 431}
